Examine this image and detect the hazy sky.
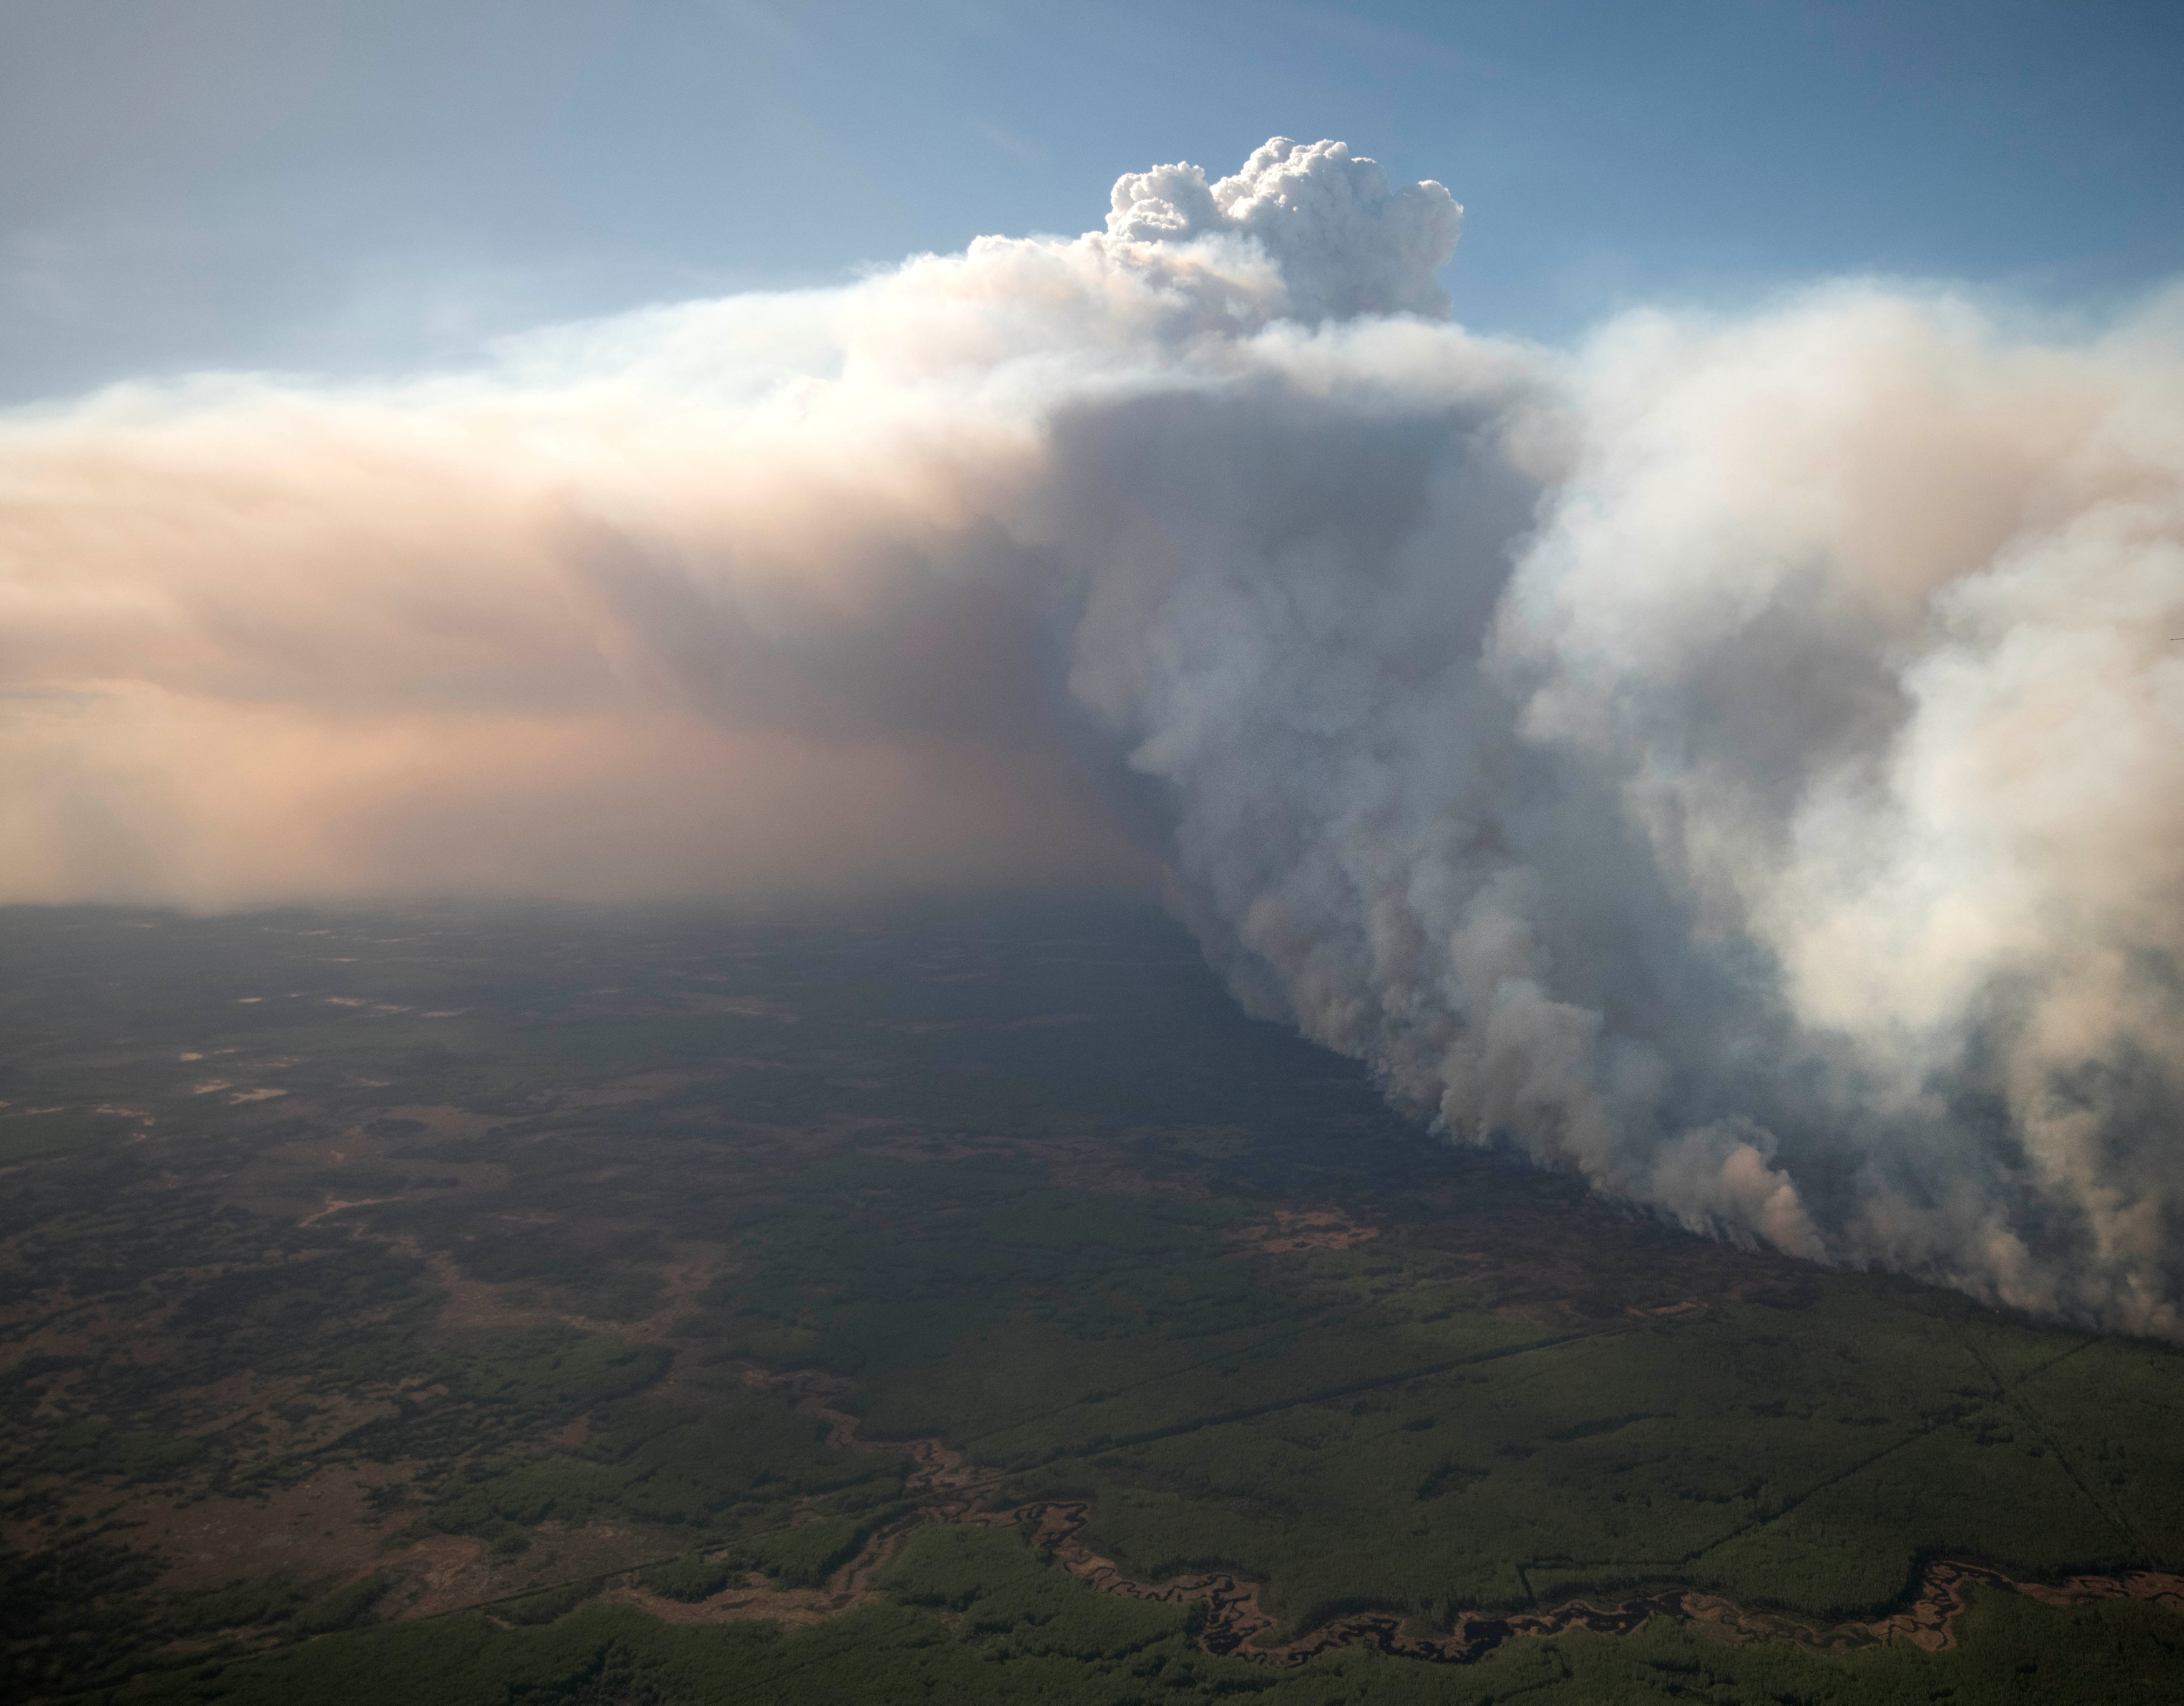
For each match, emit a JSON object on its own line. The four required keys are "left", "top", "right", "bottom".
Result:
{"left": 3, "top": 0, "right": 2179, "bottom": 401}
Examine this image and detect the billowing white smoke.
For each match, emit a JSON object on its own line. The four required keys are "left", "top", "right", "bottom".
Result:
{"left": 3, "top": 139, "right": 2180, "bottom": 1335}
{"left": 1104, "top": 136, "right": 1462, "bottom": 320}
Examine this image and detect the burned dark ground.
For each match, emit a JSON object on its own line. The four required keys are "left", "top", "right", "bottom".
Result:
{"left": 3, "top": 896, "right": 2180, "bottom": 1704}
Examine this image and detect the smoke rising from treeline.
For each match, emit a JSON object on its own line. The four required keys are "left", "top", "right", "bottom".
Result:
{"left": 5, "top": 137, "right": 2180, "bottom": 1333}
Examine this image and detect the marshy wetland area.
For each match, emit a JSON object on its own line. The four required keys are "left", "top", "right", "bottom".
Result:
{"left": 3, "top": 897, "right": 2181, "bottom": 1704}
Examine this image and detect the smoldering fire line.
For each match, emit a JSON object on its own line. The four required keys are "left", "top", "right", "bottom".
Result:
{"left": 3, "top": 137, "right": 2180, "bottom": 1337}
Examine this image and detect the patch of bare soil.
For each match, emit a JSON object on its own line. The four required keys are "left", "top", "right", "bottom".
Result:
{"left": 377, "top": 1104, "right": 511, "bottom": 1140}
{"left": 595, "top": 1524, "right": 923, "bottom": 1632}
{"left": 132, "top": 1463, "right": 414, "bottom": 1594}
{"left": 598, "top": 1576, "right": 854, "bottom": 1629}
{"left": 381, "top": 1520, "right": 690, "bottom": 1622}
{"left": 1231, "top": 1207, "right": 1381, "bottom": 1254}
{"left": 422, "top": 1250, "right": 555, "bottom": 1333}
{"left": 2017, "top": 1569, "right": 2184, "bottom": 1609}
{"left": 0, "top": 1299, "right": 123, "bottom": 1376}
{"left": 417, "top": 1246, "right": 726, "bottom": 1346}
{"left": 300, "top": 1193, "right": 403, "bottom": 1227}
{"left": 632, "top": 1257, "right": 722, "bottom": 1342}
{"left": 388, "top": 1534, "right": 495, "bottom": 1618}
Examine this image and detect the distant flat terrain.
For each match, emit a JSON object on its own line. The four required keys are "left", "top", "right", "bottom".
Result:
{"left": 2, "top": 899, "right": 2180, "bottom": 1704}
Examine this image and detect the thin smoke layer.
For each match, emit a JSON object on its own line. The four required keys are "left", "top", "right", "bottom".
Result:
{"left": 2, "top": 137, "right": 2180, "bottom": 1334}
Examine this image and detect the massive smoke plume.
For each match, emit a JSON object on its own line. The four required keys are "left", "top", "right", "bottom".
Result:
{"left": 4, "top": 136, "right": 2181, "bottom": 1335}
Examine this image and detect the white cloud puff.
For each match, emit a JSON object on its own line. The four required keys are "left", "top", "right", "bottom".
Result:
{"left": 1104, "top": 136, "right": 1461, "bottom": 320}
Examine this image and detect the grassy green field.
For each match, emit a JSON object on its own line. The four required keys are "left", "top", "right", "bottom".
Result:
{"left": 2, "top": 899, "right": 2180, "bottom": 1703}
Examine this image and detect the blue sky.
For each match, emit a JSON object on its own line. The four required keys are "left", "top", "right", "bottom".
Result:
{"left": 3, "top": 0, "right": 2179, "bottom": 399}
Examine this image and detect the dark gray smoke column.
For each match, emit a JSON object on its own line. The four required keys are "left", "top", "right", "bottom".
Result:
{"left": 1026, "top": 142, "right": 2184, "bottom": 1338}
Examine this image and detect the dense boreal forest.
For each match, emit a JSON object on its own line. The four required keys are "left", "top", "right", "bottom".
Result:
{"left": 2, "top": 899, "right": 2179, "bottom": 1703}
